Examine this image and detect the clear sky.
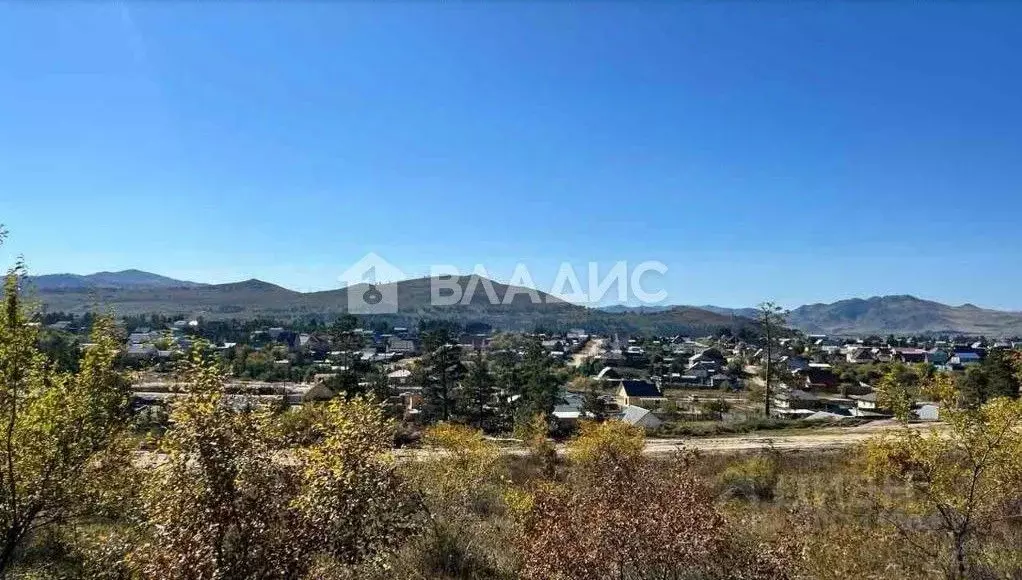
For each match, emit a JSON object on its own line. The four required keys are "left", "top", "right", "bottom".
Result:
{"left": 1, "top": 3, "right": 1021, "bottom": 309}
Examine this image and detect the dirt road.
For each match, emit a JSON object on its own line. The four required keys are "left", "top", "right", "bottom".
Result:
{"left": 397, "top": 421, "right": 941, "bottom": 460}
{"left": 569, "top": 337, "right": 605, "bottom": 368}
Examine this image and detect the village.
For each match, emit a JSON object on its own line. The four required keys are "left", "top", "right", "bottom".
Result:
{"left": 53, "top": 312, "right": 1020, "bottom": 441}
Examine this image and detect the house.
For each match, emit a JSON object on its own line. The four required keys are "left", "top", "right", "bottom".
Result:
{"left": 388, "top": 338, "right": 418, "bottom": 355}
{"left": 553, "top": 392, "right": 586, "bottom": 424}
{"left": 400, "top": 389, "right": 424, "bottom": 416}
{"left": 796, "top": 366, "right": 840, "bottom": 391}
{"left": 616, "top": 380, "right": 666, "bottom": 408}
{"left": 387, "top": 368, "right": 413, "bottom": 385}
{"left": 542, "top": 339, "right": 564, "bottom": 351}
{"left": 267, "top": 328, "right": 300, "bottom": 349}
{"left": 820, "top": 345, "right": 842, "bottom": 356}
{"left": 684, "top": 369, "right": 711, "bottom": 386}
{"left": 804, "top": 410, "right": 847, "bottom": 422}
{"left": 125, "top": 343, "right": 157, "bottom": 359}
{"left": 301, "top": 334, "right": 332, "bottom": 357}
{"left": 895, "top": 348, "right": 929, "bottom": 364}
{"left": 459, "top": 334, "right": 491, "bottom": 351}
{"left": 599, "top": 350, "right": 626, "bottom": 365}
{"left": 709, "top": 373, "right": 731, "bottom": 388}
{"left": 846, "top": 347, "right": 875, "bottom": 364}
{"left": 785, "top": 355, "right": 810, "bottom": 372}
{"left": 128, "top": 332, "right": 153, "bottom": 344}
{"left": 948, "top": 352, "right": 981, "bottom": 369}
{"left": 625, "top": 345, "right": 645, "bottom": 358}
{"left": 771, "top": 389, "right": 820, "bottom": 415}
{"left": 914, "top": 403, "right": 940, "bottom": 421}
{"left": 620, "top": 405, "right": 662, "bottom": 430}
{"left": 849, "top": 392, "right": 890, "bottom": 417}
{"left": 687, "top": 360, "right": 721, "bottom": 375}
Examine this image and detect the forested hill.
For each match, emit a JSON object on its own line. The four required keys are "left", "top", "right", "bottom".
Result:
{"left": 27, "top": 271, "right": 752, "bottom": 336}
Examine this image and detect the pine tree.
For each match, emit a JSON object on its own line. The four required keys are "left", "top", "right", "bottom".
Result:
{"left": 418, "top": 329, "right": 464, "bottom": 423}
{"left": 462, "top": 349, "right": 494, "bottom": 430}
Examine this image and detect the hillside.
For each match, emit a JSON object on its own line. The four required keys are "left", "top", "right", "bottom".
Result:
{"left": 27, "top": 270, "right": 205, "bottom": 290}
{"left": 28, "top": 270, "right": 750, "bottom": 335}
{"left": 695, "top": 305, "right": 762, "bottom": 320}
{"left": 787, "top": 295, "right": 1022, "bottom": 336}
{"left": 39, "top": 271, "right": 1022, "bottom": 336}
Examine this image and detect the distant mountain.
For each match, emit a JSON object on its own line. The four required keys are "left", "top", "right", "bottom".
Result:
{"left": 597, "top": 305, "right": 674, "bottom": 314}
{"left": 695, "top": 305, "right": 762, "bottom": 320}
{"left": 787, "top": 295, "right": 1022, "bottom": 336}
{"left": 27, "top": 270, "right": 205, "bottom": 291}
{"left": 28, "top": 271, "right": 752, "bottom": 335}
{"left": 41, "top": 269, "right": 1022, "bottom": 336}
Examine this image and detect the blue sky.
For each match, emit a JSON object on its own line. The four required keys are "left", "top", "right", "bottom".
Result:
{"left": 2, "top": 3, "right": 1021, "bottom": 309}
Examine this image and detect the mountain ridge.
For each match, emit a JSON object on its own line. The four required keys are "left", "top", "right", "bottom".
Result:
{"left": 27, "top": 269, "right": 206, "bottom": 290}
{"left": 704, "top": 295, "right": 1022, "bottom": 336}
{"left": 25, "top": 270, "right": 744, "bottom": 335}
{"left": 23, "top": 270, "right": 1022, "bottom": 336}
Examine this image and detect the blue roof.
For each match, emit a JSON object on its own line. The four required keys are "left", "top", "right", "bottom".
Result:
{"left": 620, "top": 380, "right": 662, "bottom": 398}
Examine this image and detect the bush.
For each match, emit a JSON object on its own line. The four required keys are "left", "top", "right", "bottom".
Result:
{"left": 719, "top": 454, "right": 780, "bottom": 501}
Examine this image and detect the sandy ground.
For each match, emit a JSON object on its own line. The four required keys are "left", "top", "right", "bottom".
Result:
{"left": 393, "top": 421, "right": 943, "bottom": 460}
{"left": 569, "top": 338, "right": 605, "bottom": 368}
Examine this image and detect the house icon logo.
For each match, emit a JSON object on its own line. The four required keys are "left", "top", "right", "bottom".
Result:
{"left": 338, "top": 253, "right": 405, "bottom": 314}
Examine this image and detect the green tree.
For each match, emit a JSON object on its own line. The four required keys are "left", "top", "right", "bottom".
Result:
{"left": 489, "top": 347, "right": 523, "bottom": 433}
{"left": 462, "top": 349, "right": 494, "bottom": 430}
{"left": 417, "top": 329, "right": 464, "bottom": 423}
{"left": 957, "top": 350, "right": 1020, "bottom": 407}
{"left": 327, "top": 314, "right": 371, "bottom": 397}
{"left": 0, "top": 268, "right": 131, "bottom": 573}
{"left": 516, "top": 337, "right": 560, "bottom": 426}
{"left": 875, "top": 363, "right": 925, "bottom": 421}
{"left": 700, "top": 397, "right": 732, "bottom": 421}
{"left": 581, "top": 382, "right": 608, "bottom": 422}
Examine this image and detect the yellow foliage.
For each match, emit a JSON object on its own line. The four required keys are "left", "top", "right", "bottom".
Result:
{"left": 410, "top": 423, "right": 503, "bottom": 517}
{"left": 864, "top": 387, "right": 1022, "bottom": 578}
{"left": 567, "top": 419, "right": 644, "bottom": 467}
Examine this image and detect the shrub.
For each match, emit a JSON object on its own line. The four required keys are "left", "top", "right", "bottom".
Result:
{"left": 719, "top": 454, "right": 780, "bottom": 501}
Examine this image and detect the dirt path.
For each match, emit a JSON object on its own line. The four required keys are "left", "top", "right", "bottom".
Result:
{"left": 394, "top": 422, "right": 943, "bottom": 460}
{"left": 569, "top": 337, "right": 605, "bottom": 368}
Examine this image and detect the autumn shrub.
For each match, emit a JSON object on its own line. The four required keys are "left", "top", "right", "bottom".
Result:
{"left": 127, "top": 350, "right": 415, "bottom": 578}
{"left": 383, "top": 520, "right": 515, "bottom": 580}
{"left": 408, "top": 422, "right": 505, "bottom": 517}
{"left": 864, "top": 373, "right": 1022, "bottom": 579}
{"left": 293, "top": 396, "right": 420, "bottom": 567}
{"left": 518, "top": 419, "right": 790, "bottom": 580}
{"left": 515, "top": 413, "right": 557, "bottom": 479}
{"left": 719, "top": 453, "right": 780, "bottom": 501}
{"left": 0, "top": 273, "right": 133, "bottom": 576}
{"left": 272, "top": 401, "right": 332, "bottom": 446}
